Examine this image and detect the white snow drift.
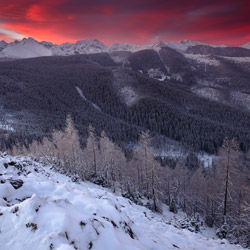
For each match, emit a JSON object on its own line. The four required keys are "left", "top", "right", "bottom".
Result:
{"left": 0, "top": 155, "right": 243, "bottom": 250}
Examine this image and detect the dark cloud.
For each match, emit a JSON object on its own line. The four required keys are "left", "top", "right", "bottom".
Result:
{"left": 0, "top": 0, "right": 249, "bottom": 45}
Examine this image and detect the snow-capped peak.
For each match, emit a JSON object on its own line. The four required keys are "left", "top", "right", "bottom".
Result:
{"left": 76, "top": 38, "right": 105, "bottom": 47}
{"left": 1, "top": 37, "right": 52, "bottom": 58}
{"left": 20, "top": 37, "right": 37, "bottom": 44}
{"left": 75, "top": 38, "right": 107, "bottom": 53}
{"left": 0, "top": 37, "right": 242, "bottom": 59}
{"left": 151, "top": 41, "right": 168, "bottom": 50}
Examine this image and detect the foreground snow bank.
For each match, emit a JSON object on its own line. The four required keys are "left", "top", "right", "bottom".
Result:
{"left": 0, "top": 155, "right": 243, "bottom": 250}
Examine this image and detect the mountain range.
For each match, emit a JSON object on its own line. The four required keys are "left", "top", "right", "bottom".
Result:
{"left": 0, "top": 37, "right": 249, "bottom": 158}
{"left": 1, "top": 37, "right": 249, "bottom": 59}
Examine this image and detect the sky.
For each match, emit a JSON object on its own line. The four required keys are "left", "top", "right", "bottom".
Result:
{"left": 0, "top": 0, "right": 249, "bottom": 46}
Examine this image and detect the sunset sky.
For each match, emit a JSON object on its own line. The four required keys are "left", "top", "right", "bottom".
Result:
{"left": 0, "top": 0, "right": 249, "bottom": 46}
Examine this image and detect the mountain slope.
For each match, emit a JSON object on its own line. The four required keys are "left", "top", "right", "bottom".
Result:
{"left": 0, "top": 54, "right": 249, "bottom": 154}
{"left": 0, "top": 155, "right": 243, "bottom": 250}
{"left": 0, "top": 40, "right": 7, "bottom": 52}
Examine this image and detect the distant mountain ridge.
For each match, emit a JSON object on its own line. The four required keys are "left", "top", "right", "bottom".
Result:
{"left": 0, "top": 37, "right": 249, "bottom": 59}
{"left": 0, "top": 37, "right": 141, "bottom": 58}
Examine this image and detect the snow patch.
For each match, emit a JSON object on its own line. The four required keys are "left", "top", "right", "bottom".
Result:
{"left": 0, "top": 122, "right": 14, "bottom": 131}
{"left": 120, "top": 86, "right": 138, "bottom": 106}
{"left": 198, "top": 153, "right": 215, "bottom": 168}
{"left": 171, "top": 73, "right": 183, "bottom": 82}
{"left": 75, "top": 86, "right": 87, "bottom": 101}
{"left": 184, "top": 53, "right": 220, "bottom": 66}
{"left": 221, "top": 56, "right": 250, "bottom": 64}
{"left": 147, "top": 68, "right": 167, "bottom": 81}
{"left": 196, "top": 79, "right": 220, "bottom": 88}
{"left": 192, "top": 86, "right": 222, "bottom": 102}
{"left": 231, "top": 91, "right": 250, "bottom": 110}
{"left": 75, "top": 86, "right": 101, "bottom": 111}
{"left": 109, "top": 51, "right": 131, "bottom": 65}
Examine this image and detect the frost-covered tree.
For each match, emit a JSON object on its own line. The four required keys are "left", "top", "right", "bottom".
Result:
{"left": 217, "top": 138, "right": 240, "bottom": 224}
{"left": 137, "top": 131, "right": 153, "bottom": 195}
{"left": 50, "top": 115, "right": 83, "bottom": 174}
{"left": 85, "top": 124, "right": 100, "bottom": 177}
{"left": 99, "top": 131, "right": 126, "bottom": 191}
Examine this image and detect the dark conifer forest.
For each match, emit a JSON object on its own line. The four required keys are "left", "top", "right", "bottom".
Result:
{"left": 0, "top": 51, "right": 249, "bottom": 154}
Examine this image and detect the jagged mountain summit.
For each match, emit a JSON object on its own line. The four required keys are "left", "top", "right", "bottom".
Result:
{"left": 0, "top": 38, "right": 52, "bottom": 58}
{"left": 0, "top": 37, "right": 246, "bottom": 59}
{"left": 0, "top": 38, "right": 140, "bottom": 58}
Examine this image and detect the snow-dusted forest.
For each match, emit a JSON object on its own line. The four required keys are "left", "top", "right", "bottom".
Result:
{"left": 4, "top": 116, "right": 249, "bottom": 249}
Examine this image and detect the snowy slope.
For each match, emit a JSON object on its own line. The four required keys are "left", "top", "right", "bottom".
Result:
{"left": 0, "top": 155, "right": 243, "bottom": 250}
{"left": 1, "top": 38, "right": 52, "bottom": 58}
{"left": 241, "top": 42, "right": 250, "bottom": 49}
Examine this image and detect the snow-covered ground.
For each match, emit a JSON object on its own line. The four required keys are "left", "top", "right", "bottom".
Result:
{"left": 192, "top": 86, "right": 222, "bottom": 102}
{"left": 119, "top": 86, "right": 139, "bottom": 106}
{"left": 184, "top": 53, "right": 221, "bottom": 66}
{"left": 221, "top": 56, "right": 250, "bottom": 64}
{"left": 0, "top": 155, "right": 243, "bottom": 250}
{"left": 147, "top": 68, "right": 167, "bottom": 81}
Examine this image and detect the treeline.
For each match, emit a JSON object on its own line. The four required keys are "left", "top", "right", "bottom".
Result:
{"left": 10, "top": 117, "right": 250, "bottom": 247}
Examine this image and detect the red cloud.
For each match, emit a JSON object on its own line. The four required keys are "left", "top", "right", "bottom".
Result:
{"left": 0, "top": 0, "right": 249, "bottom": 46}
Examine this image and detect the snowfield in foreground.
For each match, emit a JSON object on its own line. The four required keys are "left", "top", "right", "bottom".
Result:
{"left": 0, "top": 155, "right": 243, "bottom": 250}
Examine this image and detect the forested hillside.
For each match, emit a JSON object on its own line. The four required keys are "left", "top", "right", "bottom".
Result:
{"left": 9, "top": 117, "right": 250, "bottom": 248}
{"left": 0, "top": 52, "right": 249, "bottom": 154}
